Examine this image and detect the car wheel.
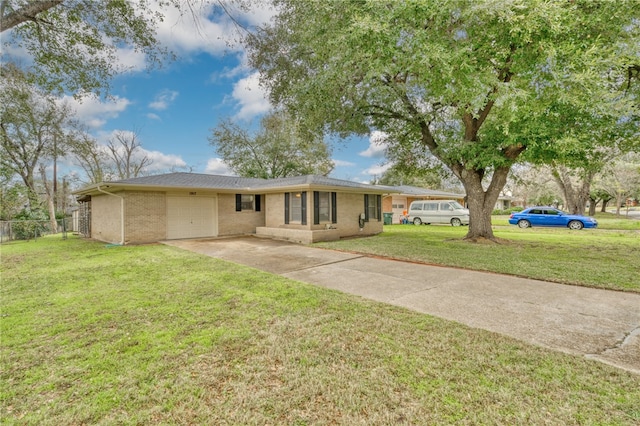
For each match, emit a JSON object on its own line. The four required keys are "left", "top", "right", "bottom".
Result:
{"left": 568, "top": 220, "right": 584, "bottom": 230}
{"left": 450, "top": 218, "right": 462, "bottom": 227}
{"left": 413, "top": 217, "right": 422, "bottom": 226}
{"left": 517, "top": 219, "right": 531, "bottom": 229}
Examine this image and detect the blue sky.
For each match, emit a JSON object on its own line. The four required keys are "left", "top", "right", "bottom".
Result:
{"left": 42, "top": 2, "right": 391, "bottom": 184}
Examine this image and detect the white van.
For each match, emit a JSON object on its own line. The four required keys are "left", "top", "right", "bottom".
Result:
{"left": 408, "top": 200, "right": 469, "bottom": 226}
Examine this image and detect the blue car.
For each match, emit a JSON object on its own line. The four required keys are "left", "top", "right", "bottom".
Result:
{"left": 508, "top": 207, "right": 598, "bottom": 230}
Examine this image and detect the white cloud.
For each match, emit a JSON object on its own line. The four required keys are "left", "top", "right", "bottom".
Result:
{"left": 143, "top": 149, "right": 187, "bottom": 171}
{"left": 150, "top": 1, "right": 276, "bottom": 58}
{"left": 60, "top": 95, "right": 131, "bottom": 129}
{"left": 210, "top": 63, "right": 247, "bottom": 83}
{"left": 204, "top": 158, "right": 234, "bottom": 175}
{"left": 359, "top": 131, "right": 388, "bottom": 158}
{"left": 333, "top": 159, "right": 356, "bottom": 167}
{"left": 147, "top": 113, "right": 161, "bottom": 120}
{"left": 362, "top": 163, "right": 392, "bottom": 177}
{"left": 113, "top": 46, "right": 147, "bottom": 73}
{"left": 230, "top": 72, "right": 271, "bottom": 120}
{"left": 148, "top": 89, "right": 179, "bottom": 110}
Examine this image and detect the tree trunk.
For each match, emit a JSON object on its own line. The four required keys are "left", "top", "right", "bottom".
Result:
{"left": 39, "top": 164, "right": 58, "bottom": 233}
{"left": 588, "top": 197, "right": 597, "bottom": 216}
{"left": 458, "top": 166, "right": 509, "bottom": 241}
{"left": 552, "top": 166, "right": 593, "bottom": 214}
{"left": 601, "top": 199, "right": 609, "bottom": 212}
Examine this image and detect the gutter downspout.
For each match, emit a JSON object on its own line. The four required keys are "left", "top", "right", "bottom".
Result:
{"left": 96, "top": 185, "right": 125, "bottom": 245}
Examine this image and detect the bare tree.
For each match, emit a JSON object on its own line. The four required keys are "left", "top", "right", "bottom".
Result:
{"left": 597, "top": 154, "right": 640, "bottom": 216}
{"left": 551, "top": 165, "right": 595, "bottom": 215}
{"left": 68, "top": 128, "right": 113, "bottom": 184}
{"left": 506, "top": 165, "right": 560, "bottom": 208}
{"left": 107, "top": 130, "right": 152, "bottom": 180}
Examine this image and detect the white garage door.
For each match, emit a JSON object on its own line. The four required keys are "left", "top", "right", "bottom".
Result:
{"left": 167, "top": 196, "right": 217, "bottom": 239}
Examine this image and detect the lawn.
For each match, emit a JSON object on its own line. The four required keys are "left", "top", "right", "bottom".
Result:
{"left": 316, "top": 218, "right": 640, "bottom": 293}
{"left": 2, "top": 236, "right": 640, "bottom": 425}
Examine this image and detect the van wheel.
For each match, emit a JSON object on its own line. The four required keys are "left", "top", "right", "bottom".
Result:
{"left": 450, "top": 218, "right": 462, "bottom": 227}
{"left": 413, "top": 217, "right": 422, "bottom": 226}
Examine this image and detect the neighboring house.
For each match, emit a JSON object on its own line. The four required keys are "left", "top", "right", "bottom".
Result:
{"left": 381, "top": 185, "right": 513, "bottom": 223}
{"left": 494, "top": 196, "right": 513, "bottom": 211}
{"left": 382, "top": 185, "right": 466, "bottom": 224}
{"left": 73, "top": 173, "right": 396, "bottom": 245}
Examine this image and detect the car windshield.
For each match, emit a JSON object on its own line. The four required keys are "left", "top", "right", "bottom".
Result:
{"left": 450, "top": 201, "right": 465, "bottom": 209}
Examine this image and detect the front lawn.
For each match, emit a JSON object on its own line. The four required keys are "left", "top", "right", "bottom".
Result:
{"left": 316, "top": 222, "right": 640, "bottom": 293}
{"left": 1, "top": 236, "right": 639, "bottom": 424}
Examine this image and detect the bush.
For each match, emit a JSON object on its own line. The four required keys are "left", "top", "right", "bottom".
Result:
{"left": 492, "top": 206, "right": 524, "bottom": 215}
{"left": 11, "top": 209, "right": 48, "bottom": 240}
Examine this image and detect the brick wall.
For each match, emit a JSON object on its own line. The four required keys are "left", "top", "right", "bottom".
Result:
{"left": 124, "top": 191, "right": 166, "bottom": 244}
{"left": 336, "top": 192, "right": 382, "bottom": 237}
{"left": 382, "top": 195, "right": 393, "bottom": 213}
{"left": 264, "top": 191, "right": 382, "bottom": 237}
{"left": 217, "top": 193, "right": 266, "bottom": 236}
{"left": 91, "top": 193, "right": 123, "bottom": 244}
{"left": 265, "top": 193, "right": 284, "bottom": 228}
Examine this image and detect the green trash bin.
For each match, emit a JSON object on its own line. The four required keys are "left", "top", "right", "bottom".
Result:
{"left": 383, "top": 212, "right": 393, "bottom": 225}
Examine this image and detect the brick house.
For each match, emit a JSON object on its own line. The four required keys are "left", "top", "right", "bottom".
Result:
{"left": 73, "top": 173, "right": 396, "bottom": 245}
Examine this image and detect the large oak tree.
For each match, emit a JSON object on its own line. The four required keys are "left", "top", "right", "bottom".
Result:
{"left": 246, "top": 0, "right": 639, "bottom": 240}
{"left": 1, "top": 0, "right": 173, "bottom": 96}
{"left": 0, "top": 65, "right": 73, "bottom": 208}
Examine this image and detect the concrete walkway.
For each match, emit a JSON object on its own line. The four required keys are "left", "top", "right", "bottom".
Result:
{"left": 162, "top": 236, "right": 640, "bottom": 374}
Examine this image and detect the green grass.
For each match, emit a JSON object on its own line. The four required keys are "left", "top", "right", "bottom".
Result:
{"left": 2, "top": 236, "right": 639, "bottom": 424}
{"left": 316, "top": 219, "right": 640, "bottom": 293}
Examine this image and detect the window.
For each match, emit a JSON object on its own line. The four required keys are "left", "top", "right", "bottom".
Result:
{"left": 235, "top": 194, "right": 261, "bottom": 212}
{"left": 290, "top": 193, "right": 302, "bottom": 222}
{"left": 440, "top": 203, "right": 453, "bottom": 211}
{"left": 313, "top": 191, "right": 337, "bottom": 224}
{"left": 318, "top": 192, "right": 330, "bottom": 222}
{"left": 241, "top": 195, "right": 254, "bottom": 210}
{"left": 364, "top": 194, "right": 381, "bottom": 221}
{"left": 425, "top": 203, "right": 439, "bottom": 211}
{"left": 284, "top": 192, "right": 307, "bottom": 224}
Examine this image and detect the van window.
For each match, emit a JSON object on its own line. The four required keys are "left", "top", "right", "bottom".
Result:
{"left": 411, "top": 203, "right": 423, "bottom": 211}
{"left": 425, "top": 203, "right": 439, "bottom": 211}
{"left": 451, "top": 201, "right": 465, "bottom": 209}
{"left": 440, "top": 203, "right": 453, "bottom": 211}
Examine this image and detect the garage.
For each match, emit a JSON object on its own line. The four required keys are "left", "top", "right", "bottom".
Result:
{"left": 167, "top": 196, "right": 217, "bottom": 239}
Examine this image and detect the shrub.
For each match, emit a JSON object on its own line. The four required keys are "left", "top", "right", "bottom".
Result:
{"left": 492, "top": 206, "right": 524, "bottom": 215}
{"left": 11, "top": 209, "right": 48, "bottom": 240}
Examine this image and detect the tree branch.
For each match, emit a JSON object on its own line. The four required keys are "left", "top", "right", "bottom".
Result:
{"left": 464, "top": 44, "right": 516, "bottom": 141}
{"left": 0, "top": 0, "right": 63, "bottom": 32}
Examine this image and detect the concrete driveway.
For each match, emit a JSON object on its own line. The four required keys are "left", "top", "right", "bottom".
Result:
{"left": 162, "top": 236, "right": 640, "bottom": 375}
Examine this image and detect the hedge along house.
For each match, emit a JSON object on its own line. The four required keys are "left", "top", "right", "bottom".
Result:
{"left": 73, "top": 172, "right": 396, "bottom": 245}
